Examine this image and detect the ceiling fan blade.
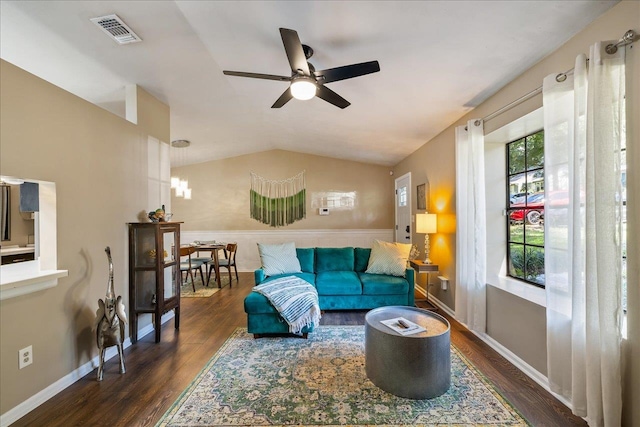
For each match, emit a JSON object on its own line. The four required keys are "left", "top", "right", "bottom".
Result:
{"left": 271, "top": 88, "right": 293, "bottom": 108}
{"left": 315, "top": 61, "right": 380, "bottom": 84}
{"left": 316, "top": 85, "right": 350, "bottom": 109}
{"left": 223, "top": 70, "right": 291, "bottom": 81}
{"left": 279, "top": 28, "right": 310, "bottom": 76}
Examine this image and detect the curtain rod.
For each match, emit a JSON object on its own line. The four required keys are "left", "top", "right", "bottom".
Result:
{"left": 470, "top": 29, "right": 637, "bottom": 127}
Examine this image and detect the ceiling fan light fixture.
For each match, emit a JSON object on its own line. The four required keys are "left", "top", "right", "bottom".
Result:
{"left": 290, "top": 77, "right": 316, "bottom": 100}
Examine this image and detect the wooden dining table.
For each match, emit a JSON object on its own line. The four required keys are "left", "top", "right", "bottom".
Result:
{"left": 192, "top": 243, "right": 227, "bottom": 288}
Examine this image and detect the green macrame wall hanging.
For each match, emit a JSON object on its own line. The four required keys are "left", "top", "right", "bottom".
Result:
{"left": 250, "top": 171, "right": 306, "bottom": 227}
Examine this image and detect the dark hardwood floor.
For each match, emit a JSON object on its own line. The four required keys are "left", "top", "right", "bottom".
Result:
{"left": 14, "top": 273, "right": 585, "bottom": 426}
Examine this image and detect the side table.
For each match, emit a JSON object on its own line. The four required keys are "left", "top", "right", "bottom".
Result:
{"left": 365, "top": 306, "right": 451, "bottom": 399}
{"left": 409, "top": 260, "right": 439, "bottom": 311}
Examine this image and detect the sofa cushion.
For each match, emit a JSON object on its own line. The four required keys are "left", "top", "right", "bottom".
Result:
{"left": 315, "top": 271, "right": 362, "bottom": 295}
{"left": 365, "top": 240, "right": 412, "bottom": 277}
{"left": 354, "top": 247, "right": 371, "bottom": 272}
{"left": 262, "top": 272, "right": 316, "bottom": 286}
{"left": 258, "top": 242, "right": 301, "bottom": 276}
{"left": 296, "top": 248, "right": 315, "bottom": 273}
{"left": 359, "top": 272, "right": 410, "bottom": 295}
{"left": 315, "top": 247, "right": 355, "bottom": 272}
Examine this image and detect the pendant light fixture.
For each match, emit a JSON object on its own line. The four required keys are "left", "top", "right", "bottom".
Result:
{"left": 170, "top": 139, "right": 192, "bottom": 199}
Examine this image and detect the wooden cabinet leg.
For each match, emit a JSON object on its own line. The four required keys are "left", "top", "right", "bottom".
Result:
{"left": 154, "top": 311, "right": 161, "bottom": 343}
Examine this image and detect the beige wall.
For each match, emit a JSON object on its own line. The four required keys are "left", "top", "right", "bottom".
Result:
{"left": 486, "top": 286, "right": 547, "bottom": 374}
{"left": 391, "top": 127, "right": 457, "bottom": 309}
{"left": 136, "top": 85, "right": 171, "bottom": 142}
{"left": 172, "top": 149, "right": 395, "bottom": 231}
{"left": 0, "top": 60, "right": 169, "bottom": 414}
{"left": 393, "top": 2, "right": 639, "bottom": 424}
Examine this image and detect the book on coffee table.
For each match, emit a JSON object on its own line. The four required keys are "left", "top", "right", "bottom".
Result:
{"left": 380, "top": 317, "right": 426, "bottom": 336}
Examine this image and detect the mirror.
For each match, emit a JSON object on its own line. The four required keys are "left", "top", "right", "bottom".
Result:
{"left": 1, "top": 185, "right": 9, "bottom": 240}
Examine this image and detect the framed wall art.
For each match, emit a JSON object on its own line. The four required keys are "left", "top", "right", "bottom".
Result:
{"left": 417, "top": 183, "right": 427, "bottom": 211}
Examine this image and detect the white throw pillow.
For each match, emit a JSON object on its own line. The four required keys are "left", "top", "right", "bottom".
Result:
{"left": 365, "top": 240, "right": 412, "bottom": 276}
{"left": 257, "top": 242, "right": 302, "bottom": 276}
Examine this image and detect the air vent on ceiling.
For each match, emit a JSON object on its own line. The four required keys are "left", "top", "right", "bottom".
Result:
{"left": 90, "top": 14, "right": 141, "bottom": 45}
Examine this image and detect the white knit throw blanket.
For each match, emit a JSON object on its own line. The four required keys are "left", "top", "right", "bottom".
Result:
{"left": 253, "top": 276, "right": 321, "bottom": 334}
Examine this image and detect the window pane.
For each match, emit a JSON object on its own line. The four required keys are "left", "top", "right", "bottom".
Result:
{"left": 524, "top": 221, "right": 544, "bottom": 245}
{"left": 398, "top": 186, "right": 407, "bottom": 207}
{"left": 509, "top": 173, "right": 527, "bottom": 204}
{"left": 525, "top": 246, "right": 545, "bottom": 285}
{"left": 509, "top": 244, "right": 525, "bottom": 279}
{"left": 508, "top": 139, "right": 525, "bottom": 174}
{"left": 526, "top": 131, "right": 544, "bottom": 170}
{"left": 526, "top": 171, "right": 544, "bottom": 196}
{"left": 509, "top": 222, "right": 524, "bottom": 244}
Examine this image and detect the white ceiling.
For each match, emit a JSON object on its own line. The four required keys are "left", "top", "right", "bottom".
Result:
{"left": 0, "top": 1, "right": 617, "bottom": 167}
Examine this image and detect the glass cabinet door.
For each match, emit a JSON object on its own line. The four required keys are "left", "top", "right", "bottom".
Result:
{"left": 162, "top": 229, "right": 178, "bottom": 299}
{"left": 133, "top": 227, "right": 157, "bottom": 268}
{"left": 162, "top": 231, "right": 175, "bottom": 263}
{"left": 134, "top": 270, "right": 157, "bottom": 310}
{"left": 163, "top": 265, "right": 178, "bottom": 299}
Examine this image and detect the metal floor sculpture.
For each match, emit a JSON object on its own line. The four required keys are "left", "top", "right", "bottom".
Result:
{"left": 93, "top": 246, "right": 127, "bottom": 381}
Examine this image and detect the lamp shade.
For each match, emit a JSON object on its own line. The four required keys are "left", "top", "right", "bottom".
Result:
{"left": 416, "top": 213, "right": 437, "bottom": 234}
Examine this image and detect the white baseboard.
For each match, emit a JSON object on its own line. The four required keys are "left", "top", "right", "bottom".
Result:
{"left": 0, "top": 312, "right": 175, "bottom": 427}
{"left": 469, "top": 329, "right": 574, "bottom": 410}
{"left": 413, "top": 285, "right": 573, "bottom": 411}
{"left": 414, "top": 285, "right": 455, "bottom": 318}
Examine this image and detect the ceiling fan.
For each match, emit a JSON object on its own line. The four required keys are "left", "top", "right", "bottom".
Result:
{"left": 223, "top": 28, "right": 380, "bottom": 109}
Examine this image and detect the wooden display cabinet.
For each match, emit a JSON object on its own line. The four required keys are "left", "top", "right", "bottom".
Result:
{"left": 128, "top": 222, "right": 182, "bottom": 343}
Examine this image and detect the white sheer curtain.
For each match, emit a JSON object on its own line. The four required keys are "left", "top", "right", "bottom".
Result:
{"left": 455, "top": 119, "right": 487, "bottom": 332}
{"left": 544, "top": 41, "right": 625, "bottom": 426}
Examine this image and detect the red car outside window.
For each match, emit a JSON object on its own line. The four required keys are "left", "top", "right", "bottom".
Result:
{"left": 509, "top": 193, "right": 544, "bottom": 225}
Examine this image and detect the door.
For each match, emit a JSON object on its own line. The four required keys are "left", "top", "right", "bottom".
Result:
{"left": 395, "top": 172, "right": 411, "bottom": 243}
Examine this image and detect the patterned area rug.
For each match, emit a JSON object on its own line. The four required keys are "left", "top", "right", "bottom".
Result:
{"left": 180, "top": 276, "right": 222, "bottom": 298}
{"left": 156, "top": 326, "right": 529, "bottom": 426}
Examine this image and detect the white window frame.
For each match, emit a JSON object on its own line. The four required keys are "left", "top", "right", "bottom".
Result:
{"left": 484, "top": 108, "right": 546, "bottom": 307}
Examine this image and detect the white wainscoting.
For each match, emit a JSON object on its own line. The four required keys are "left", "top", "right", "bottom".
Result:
{"left": 181, "top": 229, "right": 395, "bottom": 272}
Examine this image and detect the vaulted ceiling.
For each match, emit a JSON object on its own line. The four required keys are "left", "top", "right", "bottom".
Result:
{"left": 0, "top": 1, "right": 617, "bottom": 166}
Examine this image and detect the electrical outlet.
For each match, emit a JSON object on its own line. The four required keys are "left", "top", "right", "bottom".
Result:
{"left": 438, "top": 276, "right": 449, "bottom": 291}
{"left": 19, "top": 345, "right": 33, "bottom": 369}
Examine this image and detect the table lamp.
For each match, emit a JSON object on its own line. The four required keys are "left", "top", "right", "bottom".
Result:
{"left": 416, "top": 213, "right": 437, "bottom": 264}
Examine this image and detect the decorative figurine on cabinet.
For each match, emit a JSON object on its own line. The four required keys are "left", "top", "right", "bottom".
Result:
{"left": 93, "top": 246, "right": 127, "bottom": 381}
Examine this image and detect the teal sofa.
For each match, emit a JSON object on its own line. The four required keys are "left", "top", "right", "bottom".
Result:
{"left": 244, "top": 247, "right": 415, "bottom": 336}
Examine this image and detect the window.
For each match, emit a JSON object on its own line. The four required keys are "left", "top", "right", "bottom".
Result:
{"left": 147, "top": 136, "right": 171, "bottom": 212}
{"left": 506, "top": 130, "right": 545, "bottom": 287}
{"left": 398, "top": 186, "right": 407, "bottom": 207}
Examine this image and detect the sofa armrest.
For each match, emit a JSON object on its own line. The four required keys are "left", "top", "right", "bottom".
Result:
{"left": 254, "top": 269, "right": 266, "bottom": 285}
{"left": 405, "top": 268, "right": 415, "bottom": 307}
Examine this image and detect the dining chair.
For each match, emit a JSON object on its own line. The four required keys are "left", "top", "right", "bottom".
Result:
{"left": 191, "top": 249, "right": 213, "bottom": 286}
{"left": 218, "top": 243, "right": 238, "bottom": 286}
{"left": 179, "top": 246, "right": 205, "bottom": 292}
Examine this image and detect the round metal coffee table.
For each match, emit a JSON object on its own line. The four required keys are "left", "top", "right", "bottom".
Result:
{"left": 365, "top": 306, "right": 451, "bottom": 399}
